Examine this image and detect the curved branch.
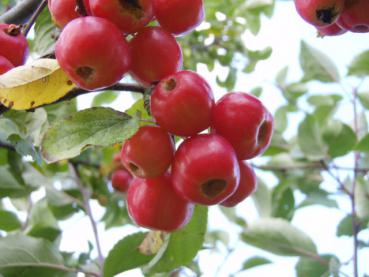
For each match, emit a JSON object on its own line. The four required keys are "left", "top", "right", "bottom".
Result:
{"left": 0, "top": 0, "right": 42, "bottom": 24}
{"left": 0, "top": 82, "right": 146, "bottom": 115}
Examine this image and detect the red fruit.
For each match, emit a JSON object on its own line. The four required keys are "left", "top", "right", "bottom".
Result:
{"left": 172, "top": 134, "right": 240, "bottom": 205}
{"left": 153, "top": 0, "right": 204, "bottom": 35}
{"left": 55, "top": 16, "right": 131, "bottom": 90}
{"left": 317, "top": 22, "right": 346, "bottom": 35}
{"left": 151, "top": 70, "right": 214, "bottom": 137}
{"left": 0, "top": 24, "right": 28, "bottom": 67}
{"left": 337, "top": 0, "right": 369, "bottom": 33}
{"left": 90, "top": 0, "right": 153, "bottom": 33}
{"left": 121, "top": 125, "right": 175, "bottom": 178}
{"left": 111, "top": 169, "right": 133, "bottom": 193}
{"left": 0, "top": 55, "right": 14, "bottom": 74}
{"left": 221, "top": 161, "right": 257, "bottom": 207}
{"left": 48, "top": 0, "right": 91, "bottom": 28}
{"left": 294, "top": 0, "right": 344, "bottom": 26}
{"left": 127, "top": 174, "right": 194, "bottom": 231}
{"left": 130, "top": 26, "right": 182, "bottom": 85}
{"left": 211, "top": 92, "right": 273, "bottom": 160}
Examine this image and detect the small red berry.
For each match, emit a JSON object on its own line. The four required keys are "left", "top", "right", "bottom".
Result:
{"left": 55, "top": 16, "right": 131, "bottom": 90}
{"left": 130, "top": 26, "right": 182, "bottom": 85}
{"left": 0, "top": 55, "right": 14, "bottom": 74}
{"left": 111, "top": 169, "right": 133, "bottom": 193}
{"left": 153, "top": 0, "right": 205, "bottom": 35}
{"left": 337, "top": 0, "right": 369, "bottom": 33}
{"left": 0, "top": 24, "right": 28, "bottom": 67}
{"left": 172, "top": 134, "right": 240, "bottom": 205}
{"left": 90, "top": 0, "right": 154, "bottom": 33}
{"left": 127, "top": 174, "right": 194, "bottom": 232}
{"left": 121, "top": 125, "right": 175, "bottom": 178}
{"left": 48, "top": 0, "right": 91, "bottom": 28}
{"left": 294, "top": 0, "right": 344, "bottom": 26}
{"left": 151, "top": 70, "right": 214, "bottom": 137}
{"left": 221, "top": 161, "right": 257, "bottom": 207}
{"left": 211, "top": 92, "right": 273, "bottom": 160}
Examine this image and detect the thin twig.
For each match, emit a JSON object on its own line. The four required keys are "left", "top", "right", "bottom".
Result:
{"left": 22, "top": 0, "right": 47, "bottom": 37}
{"left": 69, "top": 162, "right": 104, "bottom": 274}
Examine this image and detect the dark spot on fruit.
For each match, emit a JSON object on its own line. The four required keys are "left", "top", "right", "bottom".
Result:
{"left": 316, "top": 7, "right": 338, "bottom": 24}
{"left": 3, "top": 99, "right": 7, "bottom": 104}
{"left": 76, "top": 66, "right": 94, "bottom": 81}
{"left": 118, "top": 0, "right": 144, "bottom": 19}
{"left": 8, "top": 101, "right": 14, "bottom": 108}
{"left": 30, "top": 101, "right": 35, "bottom": 107}
{"left": 128, "top": 162, "right": 142, "bottom": 176}
{"left": 352, "top": 25, "right": 369, "bottom": 32}
{"left": 67, "top": 80, "right": 73, "bottom": 86}
{"left": 201, "top": 179, "right": 226, "bottom": 198}
{"left": 257, "top": 120, "right": 270, "bottom": 145}
{"left": 164, "top": 78, "right": 177, "bottom": 91}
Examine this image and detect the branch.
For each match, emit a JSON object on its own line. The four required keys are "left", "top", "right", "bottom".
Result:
{"left": 69, "top": 162, "right": 104, "bottom": 273}
{"left": 0, "top": 0, "right": 41, "bottom": 24}
{"left": 0, "top": 82, "right": 146, "bottom": 115}
{"left": 22, "top": 0, "right": 48, "bottom": 37}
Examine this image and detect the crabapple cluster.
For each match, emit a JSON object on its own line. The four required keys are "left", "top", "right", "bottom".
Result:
{"left": 111, "top": 78, "right": 273, "bottom": 232}
{"left": 50, "top": 0, "right": 274, "bottom": 232}
{"left": 294, "top": 0, "right": 369, "bottom": 36}
{"left": 0, "top": 24, "right": 28, "bottom": 74}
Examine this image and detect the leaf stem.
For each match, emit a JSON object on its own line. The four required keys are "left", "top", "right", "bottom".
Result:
{"left": 22, "top": 0, "right": 47, "bottom": 37}
{"left": 69, "top": 162, "right": 104, "bottom": 274}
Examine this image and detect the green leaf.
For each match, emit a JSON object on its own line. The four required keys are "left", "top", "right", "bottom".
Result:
{"left": 336, "top": 215, "right": 356, "bottom": 237}
{"left": 298, "top": 115, "right": 327, "bottom": 160}
{"left": 241, "top": 256, "right": 272, "bottom": 270}
{"left": 104, "top": 232, "right": 154, "bottom": 277}
{"left": 355, "top": 134, "right": 369, "bottom": 153}
{"left": 300, "top": 41, "right": 340, "bottom": 83}
{"left": 252, "top": 178, "right": 272, "bottom": 217}
{"left": 26, "top": 199, "right": 61, "bottom": 242}
{"left": 91, "top": 91, "right": 118, "bottom": 107}
{"left": 358, "top": 91, "right": 369, "bottom": 110}
{"left": 145, "top": 206, "right": 208, "bottom": 274}
{"left": 298, "top": 190, "right": 338, "bottom": 209}
{"left": 242, "top": 218, "right": 317, "bottom": 256}
{"left": 322, "top": 120, "right": 357, "bottom": 158}
{"left": 41, "top": 107, "right": 140, "bottom": 163}
{"left": 355, "top": 178, "right": 369, "bottom": 221}
{"left": 348, "top": 50, "right": 369, "bottom": 76}
{"left": 33, "top": 8, "right": 57, "bottom": 56}
{"left": 0, "top": 210, "right": 21, "bottom": 231}
{"left": 295, "top": 255, "right": 339, "bottom": 277}
{"left": 0, "top": 234, "right": 64, "bottom": 276}
{"left": 0, "top": 166, "right": 33, "bottom": 198}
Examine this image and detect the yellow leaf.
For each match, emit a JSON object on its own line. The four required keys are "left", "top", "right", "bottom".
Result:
{"left": 0, "top": 59, "right": 76, "bottom": 110}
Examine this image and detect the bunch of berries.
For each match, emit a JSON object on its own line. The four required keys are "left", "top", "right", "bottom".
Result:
{"left": 49, "top": 0, "right": 274, "bottom": 232}
{"left": 294, "top": 0, "right": 369, "bottom": 36}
